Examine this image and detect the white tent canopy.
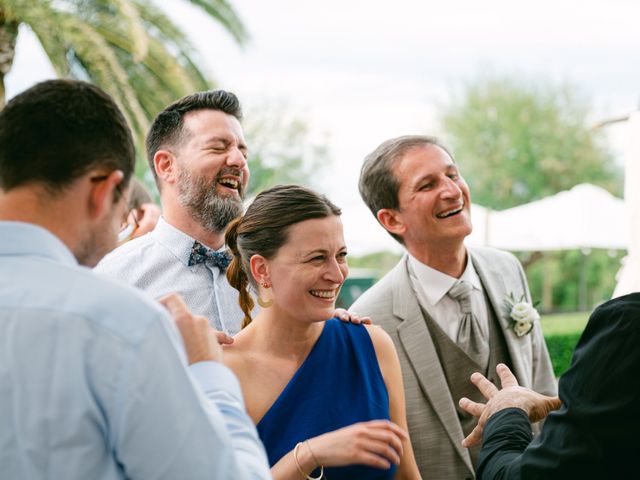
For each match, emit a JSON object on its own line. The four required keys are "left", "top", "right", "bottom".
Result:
{"left": 473, "top": 183, "right": 629, "bottom": 252}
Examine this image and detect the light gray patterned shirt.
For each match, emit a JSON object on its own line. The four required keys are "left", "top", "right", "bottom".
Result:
{"left": 96, "top": 217, "right": 246, "bottom": 335}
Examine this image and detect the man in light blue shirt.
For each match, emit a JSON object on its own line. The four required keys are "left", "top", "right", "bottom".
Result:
{"left": 0, "top": 80, "right": 271, "bottom": 479}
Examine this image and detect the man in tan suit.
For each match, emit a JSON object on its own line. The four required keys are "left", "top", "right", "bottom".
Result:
{"left": 351, "top": 135, "right": 557, "bottom": 479}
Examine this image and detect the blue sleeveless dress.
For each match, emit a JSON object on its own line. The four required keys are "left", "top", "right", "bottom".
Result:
{"left": 256, "top": 319, "right": 397, "bottom": 479}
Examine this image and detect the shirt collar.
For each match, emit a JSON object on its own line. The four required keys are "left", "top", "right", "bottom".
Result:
{"left": 407, "top": 252, "right": 482, "bottom": 305}
{"left": 0, "top": 221, "right": 78, "bottom": 266}
{"left": 152, "top": 217, "right": 227, "bottom": 266}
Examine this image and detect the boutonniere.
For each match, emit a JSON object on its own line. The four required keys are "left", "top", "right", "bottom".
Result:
{"left": 503, "top": 293, "right": 540, "bottom": 337}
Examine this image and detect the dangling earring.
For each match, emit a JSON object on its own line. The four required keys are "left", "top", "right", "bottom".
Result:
{"left": 258, "top": 281, "right": 273, "bottom": 308}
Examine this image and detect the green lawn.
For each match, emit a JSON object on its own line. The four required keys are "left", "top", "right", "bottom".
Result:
{"left": 540, "top": 311, "right": 589, "bottom": 335}
{"left": 540, "top": 312, "right": 590, "bottom": 377}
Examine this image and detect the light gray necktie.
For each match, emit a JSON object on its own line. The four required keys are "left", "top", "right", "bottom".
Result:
{"left": 448, "top": 280, "right": 489, "bottom": 369}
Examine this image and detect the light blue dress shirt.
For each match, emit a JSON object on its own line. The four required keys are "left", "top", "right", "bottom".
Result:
{"left": 95, "top": 217, "right": 248, "bottom": 335}
{"left": 0, "top": 221, "right": 271, "bottom": 480}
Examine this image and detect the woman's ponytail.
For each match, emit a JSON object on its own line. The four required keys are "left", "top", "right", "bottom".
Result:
{"left": 225, "top": 217, "right": 254, "bottom": 327}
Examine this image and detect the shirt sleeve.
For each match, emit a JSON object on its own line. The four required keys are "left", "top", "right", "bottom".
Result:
{"left": 188, "top": 361, "right": 272, "bottom": 478}
{"left": 111, "top": 313, "right": 271, "bottom": 480}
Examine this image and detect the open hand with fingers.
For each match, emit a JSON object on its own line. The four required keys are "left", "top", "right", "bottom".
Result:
{"left": 459, "top": 363, "right": 562, "bottom": 448}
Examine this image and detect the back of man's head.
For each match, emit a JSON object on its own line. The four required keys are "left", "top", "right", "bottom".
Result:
{"left": 0, "top": 79, "right": 135, "bottom": 193}
{"left": 145, "top": 90, "right": 242, "bottom": 187}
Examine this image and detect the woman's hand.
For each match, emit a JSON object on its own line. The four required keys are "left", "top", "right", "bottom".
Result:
{"left": 307, "top": 420, "right": 408, "bottom": 470}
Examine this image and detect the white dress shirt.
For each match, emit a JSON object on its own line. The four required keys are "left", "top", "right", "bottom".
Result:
{"left": 0, "top": 221, "right": 271, "bottom": 480}
{"left": 407, "top": 252, "right": 488, "bottom": 341}
{"left": 96, "top": 217, "right": 247, "bottom": 335}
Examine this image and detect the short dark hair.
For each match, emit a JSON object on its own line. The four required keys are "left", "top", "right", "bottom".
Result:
{"left": 145, "top": 90, "right": 242, "bottom": 184}
{"left": 359, "top": 135, "right": 452, "bottom": 243}
{"left": 225, "top": 184, "right": 341, "bottom": 328}
{"left": 0, "top": 79, "right": 135, "bottom": 192}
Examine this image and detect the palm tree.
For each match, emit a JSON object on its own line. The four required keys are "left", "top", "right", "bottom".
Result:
{"left": 0, "top": 0, "right": 247, "bottom": 155}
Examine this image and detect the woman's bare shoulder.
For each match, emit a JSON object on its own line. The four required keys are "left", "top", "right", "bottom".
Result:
{"left": 363, "top": 323, "right": 395, "bottom": 354}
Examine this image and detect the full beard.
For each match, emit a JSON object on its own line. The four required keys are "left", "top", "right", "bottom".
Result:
{"left": 176, "top": 168, "right": 244, "bottom": 234}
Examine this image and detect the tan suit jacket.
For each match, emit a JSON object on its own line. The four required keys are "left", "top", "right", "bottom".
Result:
{"left": 351, "top": 247, "right": 557, "bottom": 480}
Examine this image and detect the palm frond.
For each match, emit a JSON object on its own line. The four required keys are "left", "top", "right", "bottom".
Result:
{"left": 133, "top": 0, "right": 211, "bottom": 89}
{"left": 58, "top": 10, "right": 149, "bottom": 147}
{"left": 107, "top": 0, "right": 148, "bottom": 61}
{"left": 1, "top": 0, "right": 247, "bottom": 171}
{"left": 1, "top": 0, "right": 71, "bottom": 75}
{"left": 134, "top": 0, "right": 192, "bottom": 51}
{"left": 187, "top": 0, "right": 248, "bottom": 45}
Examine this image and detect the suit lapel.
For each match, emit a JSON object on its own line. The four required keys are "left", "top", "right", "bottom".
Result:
{"left": 392, "top": 257, "right": 474, "bottom": 473}
{"left": 470, "top": 250, "right": 530, "bottom": 388}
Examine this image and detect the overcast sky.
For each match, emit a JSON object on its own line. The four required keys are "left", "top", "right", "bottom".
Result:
{"left": 7, "top": 0, "right": 640, "bottom": 254}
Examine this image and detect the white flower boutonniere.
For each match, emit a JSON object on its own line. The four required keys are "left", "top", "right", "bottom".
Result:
{"left": 503, "top": 293, "right": 540, "bottom": 337}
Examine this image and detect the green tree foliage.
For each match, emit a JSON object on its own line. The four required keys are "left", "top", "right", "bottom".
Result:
{"left": 0, "top": 0, "right": 247, "bottom": 158}
{"left": 540, "top": 312, "right": 589, "bottom": 376}
{"left": 440, "top": 76, "right": 622, "bottom": 209}
{"left": 347, "top": 251, "right": 402, "bottom": 279}
{"left": 441, "top": 76, "right": 625, "bottom": 313}
{"left": 520, "top": 249, "right": 624, "bottom": 312}
{"left": 242, "top": 101, "right": 328, "bottom": 197}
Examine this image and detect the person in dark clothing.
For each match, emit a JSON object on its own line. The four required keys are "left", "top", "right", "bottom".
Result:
{"left": 459, "top": 293, "right": 640, "bottom": 479}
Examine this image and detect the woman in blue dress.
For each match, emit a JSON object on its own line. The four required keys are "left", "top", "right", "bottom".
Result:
{"left": 224, "top": 185, "right": 421, "bottom": 479}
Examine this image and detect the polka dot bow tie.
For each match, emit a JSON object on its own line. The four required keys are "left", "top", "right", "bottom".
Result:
{"left": 188, "top": 240, "right": 232, "bottom": 271}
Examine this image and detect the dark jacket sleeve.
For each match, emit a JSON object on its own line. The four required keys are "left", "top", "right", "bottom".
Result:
{"left": 476, "top": 408, "right": 530, "bottom": 479}
{"left": 477, "top": 293, "right": 640, "bottom": 480}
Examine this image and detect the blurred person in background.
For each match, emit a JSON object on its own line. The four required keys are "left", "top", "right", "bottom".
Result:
{"left": 117, "top": 177, "right": 162, "bottom": 244}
